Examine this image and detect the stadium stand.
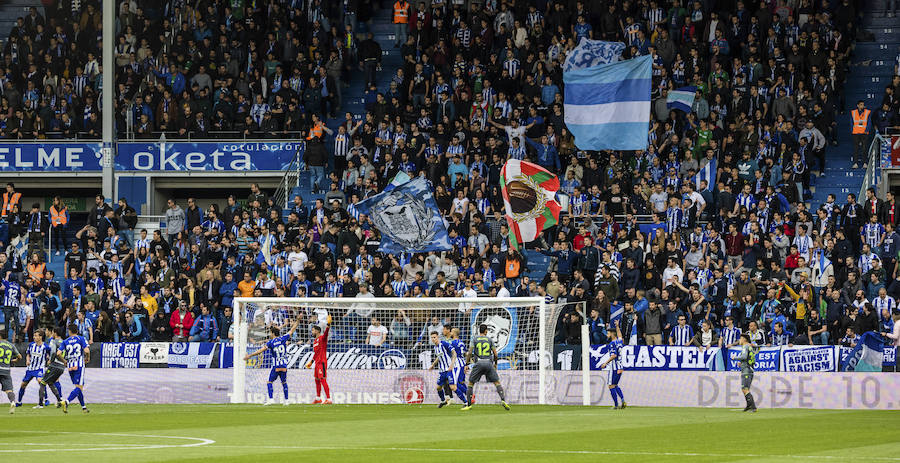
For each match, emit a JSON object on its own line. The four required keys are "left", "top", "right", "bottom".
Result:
{"left": 0, "top": 0, "right": 898, "bottom": 357}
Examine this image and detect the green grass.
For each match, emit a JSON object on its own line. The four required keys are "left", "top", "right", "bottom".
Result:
{"left": 1, "top": 404, "right": 899, "bottom": 462}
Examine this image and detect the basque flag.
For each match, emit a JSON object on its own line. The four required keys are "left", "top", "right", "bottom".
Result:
{"left": 500, "top": 160, "right": 561, "bottom": 249}
{"left": 693, "top": 157, "right": 716, "bottom": 191}
{"left": 666, "top": 85, "right": 697, "bottom": 113}
{"left": 563, "top": 55, "right": 652, "bottom": 151}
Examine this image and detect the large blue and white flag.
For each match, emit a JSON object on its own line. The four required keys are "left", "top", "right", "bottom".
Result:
{"left": 840, "top": 332, "right": 884, "bottom": 372}
{"left": 694, "top": 157, "right": 716, "bottom": 191}
{"left": 354, "top": 177, "right": 452, "bottom": 255}
{"left": 383, "top": 171, "right": 411, "bottom": 192}
{"left": 563, "top": 55, "right": 652, "bottom": 151}
{"left": 563, "top": 38, "right": 626, "bottom": 72}
{"left": 666, "top": 86, "right": 696, "bottom": 113}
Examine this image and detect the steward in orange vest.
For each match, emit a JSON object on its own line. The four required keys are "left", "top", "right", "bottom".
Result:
{"left": 392, "top": 1, "right": 409, "bottom": 47}
{"left": 851, "top": 100, "right": 872, "bottom": 169}
{"left": 49, "top": 196, "right": 70, "bottom": 255}
{"left": 2, "top": 182, "right": 21, "bottom": 219}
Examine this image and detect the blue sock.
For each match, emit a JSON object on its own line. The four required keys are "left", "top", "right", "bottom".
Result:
{"left": 17, "top": 387, "right": 25, "bottom": 403}
{"left": 437, "top": 388, "right": 446, "bottom": 402}
{"left": 266, "top": 383, "right": 274, "bottom": 399}
{"left": 610, "top": 388, "right": 619, "bottom": 406}
{"left": 54, "top": 382, "right": 62, "bottom": 399}
{"left": 615, "top": 386, "right": 624, "bottom": 402}
{"left": 282, "top": 382, "right": 289, "bottom": 400}
{"left": 67, "top": 388, "right": 79, "bottom": 402}
{"left": 76, "top": 389, "right": 85, "bottom": 408}
{"left": 455, "top": 385, "right": 468, "bottom": 404}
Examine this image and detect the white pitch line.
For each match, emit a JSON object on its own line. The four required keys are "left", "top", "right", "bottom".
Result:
{"left": 13, "top": 443, "right": 148, "bottom": 447}
{"left": 209, "top": 445, "right": 900, "bottom": 461}
{"left": 1, "top": 431, "right": 215, "bottom": 453}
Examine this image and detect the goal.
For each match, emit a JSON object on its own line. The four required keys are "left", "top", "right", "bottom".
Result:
{"left": 231, "top": 297, "right": 581, "bottom": 405}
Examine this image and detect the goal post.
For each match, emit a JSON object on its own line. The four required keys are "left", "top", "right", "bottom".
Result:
{"left": 231, "top": 296, "right": 577, "bottom": 405}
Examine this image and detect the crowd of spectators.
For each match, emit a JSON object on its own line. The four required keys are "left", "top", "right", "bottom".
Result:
{"left": 2, "top": 0, "right": 900, "bottom": 359}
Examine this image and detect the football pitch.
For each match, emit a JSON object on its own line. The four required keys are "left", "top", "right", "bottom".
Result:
{"left": 2, "top": 404, "right": 899, "bottom": 462}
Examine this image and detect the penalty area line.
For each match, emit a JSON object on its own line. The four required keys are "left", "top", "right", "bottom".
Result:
{"left": 0, "top": 431, "right": 215, "bottom": 453}
{"left": 209, "top": 445, "right": 900, "bottom": 461}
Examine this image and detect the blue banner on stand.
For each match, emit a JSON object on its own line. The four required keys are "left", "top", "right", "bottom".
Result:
{"left": 0, "top": 143, "right": 103, "bottom": 171}
{"left": 779, "top": 345, "right": 838, "bottom": 372}
{"left": 100, "top": 343, "right": 142, "bottom": 368}
{"left": 116, "top": 141, "right": 303, "bottom": 171}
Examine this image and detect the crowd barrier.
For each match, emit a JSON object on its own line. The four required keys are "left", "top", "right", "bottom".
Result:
{"left": 8, "top": 367, "right": 899, "bottom": 409}
{"left": 9, "top": 342, "right": 896, "bottom": 372}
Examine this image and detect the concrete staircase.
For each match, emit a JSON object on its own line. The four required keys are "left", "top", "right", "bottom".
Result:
{"left": 286, "top": 7, "right": 403, "bottom": 210}
{"left": 810, "top": 2, "right": 898, "bottom": 208}
{"left": 0, "top": 0, "right": 44, "bottom": 45}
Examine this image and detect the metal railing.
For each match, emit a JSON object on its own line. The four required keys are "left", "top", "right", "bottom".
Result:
{"left": 119, "top": 130, "right": 307, "bottom": 142}
{"left": 860, "top": 133, "right": 888, "bottom": 199}
{"left": 274, "top": 143, "right": 306, "bottom": 210}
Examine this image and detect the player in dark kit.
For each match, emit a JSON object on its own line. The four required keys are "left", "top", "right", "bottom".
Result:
{"left": 38, "top": 327, "right": 66, "bottom": 408}
{"left": 732, "top": 334, "right": 758, "bottom": 412}
{"left": 305, "top": 316, "right": 331, "bottom": 404}
{"left": 0, "top": 328, "right": 23, "bottom": 414}
{"left": 461, "top": 323, "right": 509, "bottom": 411}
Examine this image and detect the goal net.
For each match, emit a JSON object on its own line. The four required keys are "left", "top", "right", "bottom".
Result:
{"left": 231, "top": 297, "right": 580, "bottom": 405}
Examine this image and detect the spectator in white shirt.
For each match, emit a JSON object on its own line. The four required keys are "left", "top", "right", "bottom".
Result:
{"left": 366, "top": 317, "right": 389, "bottom": 346}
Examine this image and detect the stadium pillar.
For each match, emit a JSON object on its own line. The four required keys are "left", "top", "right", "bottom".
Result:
{"left": 581, "top": 324, "right": 590, "bottom": 406}
{"left": 101, "top": 0, "right": 115, "bottom": 201}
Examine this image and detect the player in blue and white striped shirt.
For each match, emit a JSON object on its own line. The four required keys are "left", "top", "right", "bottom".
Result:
{"left": 719, "top": 316, "right": 742, "bottom": 348}
{"left": 447, "top": 326, "right": 471, "bottom": 405}
{"left": 60, "top": 324, "right": 90, "bottom": 413}
{"left": 244, "top": 318, "right": 300, "bottom": 405}
{"left": 16, "top": 329, "right": 50, "bottom": 407}
{"left": 598, "top": 321, "right": 626, "bottom": 409}
{"left": 669, "top": 315, "right": 693, "bottom": 346}
{"left": 429, "top": 330, "right": 459, "bottom": 407}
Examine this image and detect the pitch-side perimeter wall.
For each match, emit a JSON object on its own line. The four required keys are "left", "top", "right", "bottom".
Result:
{"left": 11, "top": 368, "right": 900, "bottom": 409}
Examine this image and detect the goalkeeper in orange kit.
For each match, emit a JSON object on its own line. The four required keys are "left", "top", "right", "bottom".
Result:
{"left": 306, "top": 315, "right": 331, "bottom": 404}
